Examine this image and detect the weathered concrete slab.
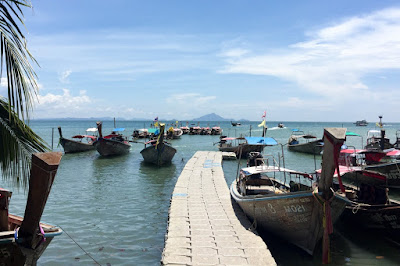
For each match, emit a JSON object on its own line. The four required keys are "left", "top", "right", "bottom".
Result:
{"left": 162, "top": 151, "right": 276, "bottom": 266}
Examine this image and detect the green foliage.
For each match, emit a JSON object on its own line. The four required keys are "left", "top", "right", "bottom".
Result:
{"left": 0, "top": 1, "right": 49, "bottom": 187}
{"left": 0, "top": 99, "right": 48, "bottom": 187}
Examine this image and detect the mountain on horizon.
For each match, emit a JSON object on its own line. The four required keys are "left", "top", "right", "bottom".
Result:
{"left": 192, "top": 113, "right": 232, "bottom": 121}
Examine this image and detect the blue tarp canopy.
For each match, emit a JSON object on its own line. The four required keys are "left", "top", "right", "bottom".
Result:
{"left": 245, "top": 137, "right": 278, "bottom": 146}
{"left": 113, "top": 128, "right": 125, "bottom": 132}
{"left": 346, "top": 131, "right": 361, "bottom": 137}
{"left": 147, "top": 128, "right": 160, "bottom": 134}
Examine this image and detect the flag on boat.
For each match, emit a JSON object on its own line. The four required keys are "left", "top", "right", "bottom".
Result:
{"left": 261, "top": 110, "right": 266, "bottom": 118}
{"left": 258, "top": 120, "right": 266, "bottom": 128}
{"left": 154, "top": 117, "right": 158, "bottom": 121}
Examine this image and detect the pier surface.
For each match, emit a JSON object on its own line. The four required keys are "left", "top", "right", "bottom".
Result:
{"left": 162, "top": 151, "right": 276, "bottom": 265}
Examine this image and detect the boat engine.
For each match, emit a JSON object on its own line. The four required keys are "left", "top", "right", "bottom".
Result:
{"left": 247, "top": 152, "right": 264, "bottom": 167}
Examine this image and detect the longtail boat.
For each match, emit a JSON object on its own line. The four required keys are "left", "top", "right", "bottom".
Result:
{"left": 217, "top": 136, "right": 277, "bottom": 158}
{"left": 334, "top": 148, "right": 400, "bottom": 188}
{"left": 231, "top": 128, "right": 348, "bottom": 259}
{"left": 287, "top": 129, "right": 323, "bottom": 155}
{"left": 140, "top": 124, "right": 176, "bottom": 166}
{"left": 93, "top": 122, "right": 131, "bottom": 156}
{"left": 58, "top": 126, "right": 97, "bottom": 153}
{"left": 0, "top": 152, "right": 63, "bottom": 265}
{"left": 338, "top": 181, "right": 400, "bottom": 243}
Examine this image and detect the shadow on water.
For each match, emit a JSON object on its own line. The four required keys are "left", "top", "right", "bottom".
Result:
{"left": 252, "top": 216, "right": 400, "bottom": 266}
{"left": 138, "top": 161, "right": 177, "bottom": 185}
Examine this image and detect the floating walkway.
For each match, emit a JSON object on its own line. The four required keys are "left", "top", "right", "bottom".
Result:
{"left": 162, "top": 151, "right": 276, "bottom": 265}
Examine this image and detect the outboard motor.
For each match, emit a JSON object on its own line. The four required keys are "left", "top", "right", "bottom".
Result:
{"left": 247, "top": 152, "right": 264, "bottom": 167}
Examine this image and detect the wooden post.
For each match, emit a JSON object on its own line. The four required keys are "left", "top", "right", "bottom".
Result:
{"left": 0, "top": 189, "right": 12, "bottom": 231}
{"left": 18, "top": 152, "right": 62, "bottom": 249}
{"left": 318, "top": 128, "right": 346, "bottom": 264}
{"left": 318, "top": 128, "right": 346, "bottom": 194}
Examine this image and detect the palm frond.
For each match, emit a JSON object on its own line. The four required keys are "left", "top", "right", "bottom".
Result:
{"left": 0, "top": 98, "right": 49, "bottom": 188}
{"left": 0, "top": 0, "right": 38, "bottom": 122}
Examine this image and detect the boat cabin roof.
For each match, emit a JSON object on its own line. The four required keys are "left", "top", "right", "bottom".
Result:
{"left": 241, "top": 165, "right": 312, "bottom": 179}
{"left": 367, "top": 130, "right": 382, "bottom": 138}
{"left": 245, "top": 137, "right": 278, "bottom": 146}
{"left": 71, "top": 135, "right": 97, "bottom": 141}
{"left": 113, "top": 128, "right": 125, "bottom": 132}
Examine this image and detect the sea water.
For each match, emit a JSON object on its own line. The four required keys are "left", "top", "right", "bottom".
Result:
{"left": 3, "top": 120, "right": 400, "bottom": 265}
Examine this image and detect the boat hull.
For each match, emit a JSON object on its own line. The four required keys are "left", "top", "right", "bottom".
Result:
{"left": 365, "top": 162, "right": 400, "bottom": 188}
{"left": 140, "top": 143, "right": 177, "bottom": 165}
{"left": 288, "top": 140, "right": 323, "bottom": 155}
{"left": 342, "top": 162, "right": 400, "bottom": 188}
{"left": 60, "top": 138, "right": 95, "bottom": 153}
{"left": 341, "top": 201, "right": 400, "bottom": 242}
{"left": 230, "top": 181, "right": 346, "bottom": 254}
{"left": 94, "top": 138, "right": 131, "bottom": 156}
{"left": 0, "top": 215, "right": 62, "bottom": 265}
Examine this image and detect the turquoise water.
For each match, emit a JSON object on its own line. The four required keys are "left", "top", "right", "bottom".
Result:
{"left": 4, "top": 120, "right": 400, "bottom": 265}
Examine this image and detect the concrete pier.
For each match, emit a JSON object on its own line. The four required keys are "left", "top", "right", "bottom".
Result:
{"left": 162, "top": 151, "right": 276, "bottom": 265}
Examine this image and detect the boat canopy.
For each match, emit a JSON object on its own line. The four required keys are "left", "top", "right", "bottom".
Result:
{"left": 147, "top": 128, "right": 159, "bottom": 134}
{"left": 245, "top": 137, "right": 278, "bottom": 146}
{"left": 241, "top": 165, "right": 312, "bottom": 179}
{"left": 86, "top": 127, "right": 98, "bottom": 132}
{"left": 345, "top": 131, "right": 360, "bottom": 137}
{"left": 113, "top": 128, "right": 125, "bottom": 132}
{"left": 367, "top": 130, "right": 382, "bottom": 138}
{"left": 71, "top": 135, "right": 97, "bottom": 141}
{"left": 221, "top": 137, "right": 241, "bottom": 141}
{"left": 387, "top": 149, "right": 400, "bottom": 157}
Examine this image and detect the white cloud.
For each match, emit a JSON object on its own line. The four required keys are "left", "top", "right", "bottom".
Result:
{"left": 59, "top": 70, "right": 72, "bottom": 83}
{"left": 33, "top": 89, "right": 91, "bottom": 118}
{"left": 221, "top": 7, "right": 400, "bottom": 100}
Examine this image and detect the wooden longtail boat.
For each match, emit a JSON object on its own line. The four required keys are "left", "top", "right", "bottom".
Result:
{"left": 166, "top": 127, "right": 183, "bottom": 139}
{"left": 338, "top": 181, "right": 400, "bottom": 243}
{"left": 93, "top": 122, "right": 131, "bottom": 156}
{"left": 211, "top": 126, "right": 222, "bottom": 135}
{"left": 0, "top": 152, "right": 63, "bottom": 265}
{"left": 141, "top": 124, "right": 176, "bottom": 166}
{"left": 231, "top": 128, "right": 348, "bottom": 257}
{"left": 217, "top": 136, "right": 277, "bottom": 159}
{"left": 336, "top": 148, "right": 400, "bottom": 188}
{"left": 288, "top": 129, "right": 323, "bottom": 155}
{"left": 58, "top": 126, "right": 97, "bottom": 153}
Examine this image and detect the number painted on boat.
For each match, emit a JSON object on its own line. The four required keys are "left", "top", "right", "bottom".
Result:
{"left": 268, "top": 203, "right": 276, "bottom": 214}
{"left": 387, "top": 171, "right": 400, "bottom": 180}
{"left": 284, "top": 204, "right": 306, "bottom": 213}
{"left": 293, "top": 214, "right": 308, "bottom": 223}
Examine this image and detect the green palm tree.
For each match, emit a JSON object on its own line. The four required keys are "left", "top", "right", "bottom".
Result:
{"left": 0, "top": 0, "right": 48, "bottom": 187}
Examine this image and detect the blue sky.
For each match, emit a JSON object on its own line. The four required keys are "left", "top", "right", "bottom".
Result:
{"left": 2, "top": 0, "right": 400, "bottom": 122}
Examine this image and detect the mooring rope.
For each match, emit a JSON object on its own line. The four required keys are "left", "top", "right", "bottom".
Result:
{"left": 58, "top": 225, "right": 101, "bottom": 265}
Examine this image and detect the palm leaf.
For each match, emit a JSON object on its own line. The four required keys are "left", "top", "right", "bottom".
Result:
{"left": 0, "top": 0, "right": 38, "bottom": 122}
{"left": 0, "top": 98, "right": 48, "bottom": 188}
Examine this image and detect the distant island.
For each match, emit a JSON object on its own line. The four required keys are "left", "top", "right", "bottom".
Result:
{"left": 192, "top": 113, "right": 248, "bottom": 122}
{"left": 32, "top": 113, "right": 248, "bottom": 122}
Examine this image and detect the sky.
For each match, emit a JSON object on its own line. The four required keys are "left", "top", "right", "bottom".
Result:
{"left": 1, "top": 0, "right": 400, "bottom": 122}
